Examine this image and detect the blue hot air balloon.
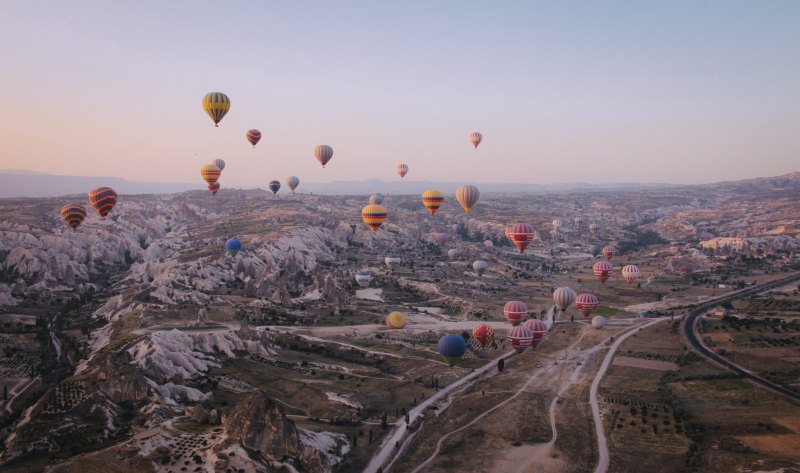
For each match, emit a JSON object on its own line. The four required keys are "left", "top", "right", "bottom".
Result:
{"left": 438, "top": 335, "right": 467, "bottom": 367}
{"left": 224, "top": 238, "right": 242, "bottom": 257}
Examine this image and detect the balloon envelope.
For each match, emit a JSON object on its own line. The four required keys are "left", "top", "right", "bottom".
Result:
{"left": 362, "top": 204, "right": 387, "bottom": 232}
{"left": 504, "top": 301, "right": 528, "bottom": 326}
{"left": 593, "top": 260, "right": 613, "bottom": 284}
{"left": 285, "top": 176, "right": 300, "bottom": 193}
{"left": 314, "top": 145, "right": 334, "bottom": 167}
{"left": 396, "top": 163, "right": 409, "bottom": 178}
{"left": 212, "top": 159, "right": 226, "bottom": 171}
{"left": 507, "top": 223, "right": 535, "bottom": 254}
{"left": 268, "top": 180, "right": 281, "bottom": 195}
{"left": 246, "top": 129, "right": 261, "bottom": 147}
{"left": 386, "top": 312, "right": 407, "bottom": 329}
{"left": 438, "top": 335, "right": 467, "bottom": 366}
{"left": 421, "top": 189, "right": 444, "bottom": 215}
{"left": 592, "top": 316, "right": 606, "bottom": 329}
{"left": 224, "top": 238, "right": 242, "bottom": 256}
{"left": 553, "top": 287, "right": 577, "bottom": 311}
{"left": 369, "top": 193, "right": 384, "bottom": 205}
{"left": 469, "top": 131, "right": 483, "bottom": 148}
{"left": 201, "top": 164, "right": 222, "bottom": 185}
{"left": 473, "top": 260, "right": 488, "bottom": 276}
{"left": 88, "top": 187, "right": 118, "bottom": 218}
{"left": 61, "top": 204, "right": 87, "bottom": 229}
{"left": 576, "top": 293, "right": 599, "bottom": 318}
{"left": 455, "top": 185, "right": 480, "bottom": 214}
{"left": 507, "top": 325, "right": 533, "bottom": 354}
{"left": 472, "top": 324, "right": 494, "bottom": 350}
{"left": 202, "top": 92, "right": 230, "bottom": 126}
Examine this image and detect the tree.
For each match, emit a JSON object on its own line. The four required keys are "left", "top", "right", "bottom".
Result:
{"left": 2, "top": 385, "right": 6, "bottom": 401}
{"left": 498, "top": 358, "right": 505, "bottom": 372}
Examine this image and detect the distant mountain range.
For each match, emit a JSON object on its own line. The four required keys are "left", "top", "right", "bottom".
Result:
{"left": 0, "top": 170, "right": 675, "bottom": 198}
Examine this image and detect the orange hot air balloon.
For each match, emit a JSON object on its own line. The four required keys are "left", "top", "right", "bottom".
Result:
{"left": 421, "top": 189, "right": 444, "bottom": 215}
{"left": 361, "top": 204, "right": 387, "bottom": 233}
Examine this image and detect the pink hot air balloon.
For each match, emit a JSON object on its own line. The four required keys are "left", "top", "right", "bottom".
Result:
{"left": 435, "top": 232, "right": 449, "bottom": 246}
{"left": 469, "top": 131, "right": 483, "bottom": 149}
{"left": 503, "top": 301, "right": 528, "bottom": 326}
{"left": 576, "top": 293, "right": 599, "bottom": 318}
{"left": 507, "top": 325, "right": 533, "bottom": 355}
{"left": 602, "top": 246, "right": 616, "bottom": 260}
{"left": 622, "top": 265, "right": 641, "bottom": 284}
{"left": 396, "top": 163, "right": 409, "bottom": 179}
{"left": 523, "top": 319, "right": 548, "bottom": 348}
{"left": 593, "top": 260, "right": 613, "bottom": 284}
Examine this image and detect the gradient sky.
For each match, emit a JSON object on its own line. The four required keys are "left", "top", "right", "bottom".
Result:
{"left": 1, "top": 1, "right": 798, "bottom": 186}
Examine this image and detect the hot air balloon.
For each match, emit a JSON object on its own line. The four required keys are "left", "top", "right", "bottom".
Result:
{"left": 386, "top": 311, "right": 407, "bottom": 329}
{"left": 268, "top": 180, "right": 281, "bottom": 195}
{"left": 574, "top": 215, "right": 584, "bottom": 229}
{"left": 285, "top": 176, "right": 300, "bottom": 193}
{"left": 471, "top": 324, "right": 494, "bottom": 350}
{"left": 212, "top": 159, "right": 226, "bottom": 171}
{"left": 455, "top": 185, "right": 480, "bottom": 214}
{"left": 503, "top": 301, "right": 528, "bottom": 326}
{"left": 552, "top": 219, "right": 562, "bottom": 230}
{"left": 385, "top": 256, "right": 401, "bottom": 269}
{"left": 507, "top": 223, "right": 535, "bottom": 254}
{"left": 355, "top": 271, "right": 372, "bottom": 288}
{"left": 369, "top": 193, "right": 384, "bottom": 205}
{"left": 361, "top": 204, "right": 387, "bottom": 233}
{"left": 208, "top": 182, "right": 221, "bottom": 196}
{"left": 201, "top": 164, "right": 222, "bottom": 186}
{"left": 602, "top": 246, "right": 616, "bottom": 260}
{"left": 314, "top": 145, "right": 334, "bottom": 168}
{"left": 435, "top": 232, "right": 449, "bottom": 246}
{"left": 469, "top": 132, "right": 483, "bottom": 149}
{"left": 483, "top": 240, "right": 494, "bottom": 249}
{"left": 396, "top": 163, "right": 409, "bottom": 179}
{"left": 589, "top": 223, "right": 599, "bottom": 238}
{"left": 593, "top": 260, "right": 613, "bottom": 284}
{"left": 61, "top": 204, "right": 86, "bottom": 230}
{"left": 246, "top": 129, "right": 261, "bottom": 148}
{"left": 438, "top": 335, "right": 467, "bottom": 367}
{"left": 421, "top": 189, "right": 444, "bottom": 215}
{"left": 224, "top": 238, "right": 242, "bottom": 257}
{"left": 202, "top": 92, "right": 230, "bottom": 127}
{"left": 88, "top": 187, "right": 118, "bottom": 218}
{"left": 622, "top": 265, "right": 640, "bottom": 284}
{"left": 473, "top": 260, "right": 488, "bottom": 276}
{"left": 591, "top": 316, "right": 606, "bottom": 329}
{"left": 576, "top": 293, "right": 599, "bottom": 318}
{"left": 448, "top": 248, "right": 460, "bottom": 259}
{"left": 507, "top": 325, "right": 533, "bottom": 355}
{"left": 679, "top": 265, "right": 694, "bottom": 281}
{"left": 553, "top": 286, "right": 577, "bottom": 312}
{"left": 523, "top": 319, "right": 548, "bottom": 348}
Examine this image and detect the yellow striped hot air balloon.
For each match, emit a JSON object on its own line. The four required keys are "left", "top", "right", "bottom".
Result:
{"left": 455, "top": 185, "right": 480, "bottom": 214}
{"left": 361, "top": 204, "right": 387, "bottom": 233}
{"left": 201, "top": 164, "right": 222, "bottom": 186}
{"left": 421, "top": 189, "right": 444, "bottom": 215}
{"left": 386, "top": 311, "right": 406, "bottom": 329}
{"left": 202, "top": 92, "right": 230, "bottom": 127}
{"left": 60, "top": 204, "right": 87, "bottom": 230}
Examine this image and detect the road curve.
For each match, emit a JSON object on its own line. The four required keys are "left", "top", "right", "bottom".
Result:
{"left": 682, "top": 273, "right": 800, "bottom": 402}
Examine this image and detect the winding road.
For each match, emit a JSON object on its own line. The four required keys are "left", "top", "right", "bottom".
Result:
{"left": 681, "top": 273, "right": 800, "bottom": 402}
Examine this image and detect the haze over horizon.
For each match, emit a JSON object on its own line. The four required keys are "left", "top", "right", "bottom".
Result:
{"left": 1, "top": 1, "right": 798, "bottom": 188}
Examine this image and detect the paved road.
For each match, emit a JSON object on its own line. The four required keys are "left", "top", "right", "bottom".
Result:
{"left": 682, "top": 273, "right": 800, "bottom": 402}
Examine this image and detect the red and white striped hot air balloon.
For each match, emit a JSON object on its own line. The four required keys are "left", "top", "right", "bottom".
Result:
{"left": 469, "top": 132, "right": 483, "bottom": 149}
{"left": 593, "top": 260, "right": 613, "bottom": 284}
{"left": 503, "top": 301, "right": 528, "bottom": 326}
{"left": 507, "top": 325, "right": 533, "bottom": 354}
{"left": 396, "top": 163, "right": 409, "bottom": 179}
{"left": 507, "top": 223, "right": 535, "bottom": 254}
{"left": 622, "top": 265, "right": 641, "bottom": 284}
{"left": 576, "top": 293, "right": 599, "bottom": 318}
{"left": 553, "top": 287, "right": 576, "bottom": 312}
{"left": 523, "top": 319, "right": 548, "bottom": 348}
{"left": 602, "top": 246, "right": 615, "bottom": 260}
